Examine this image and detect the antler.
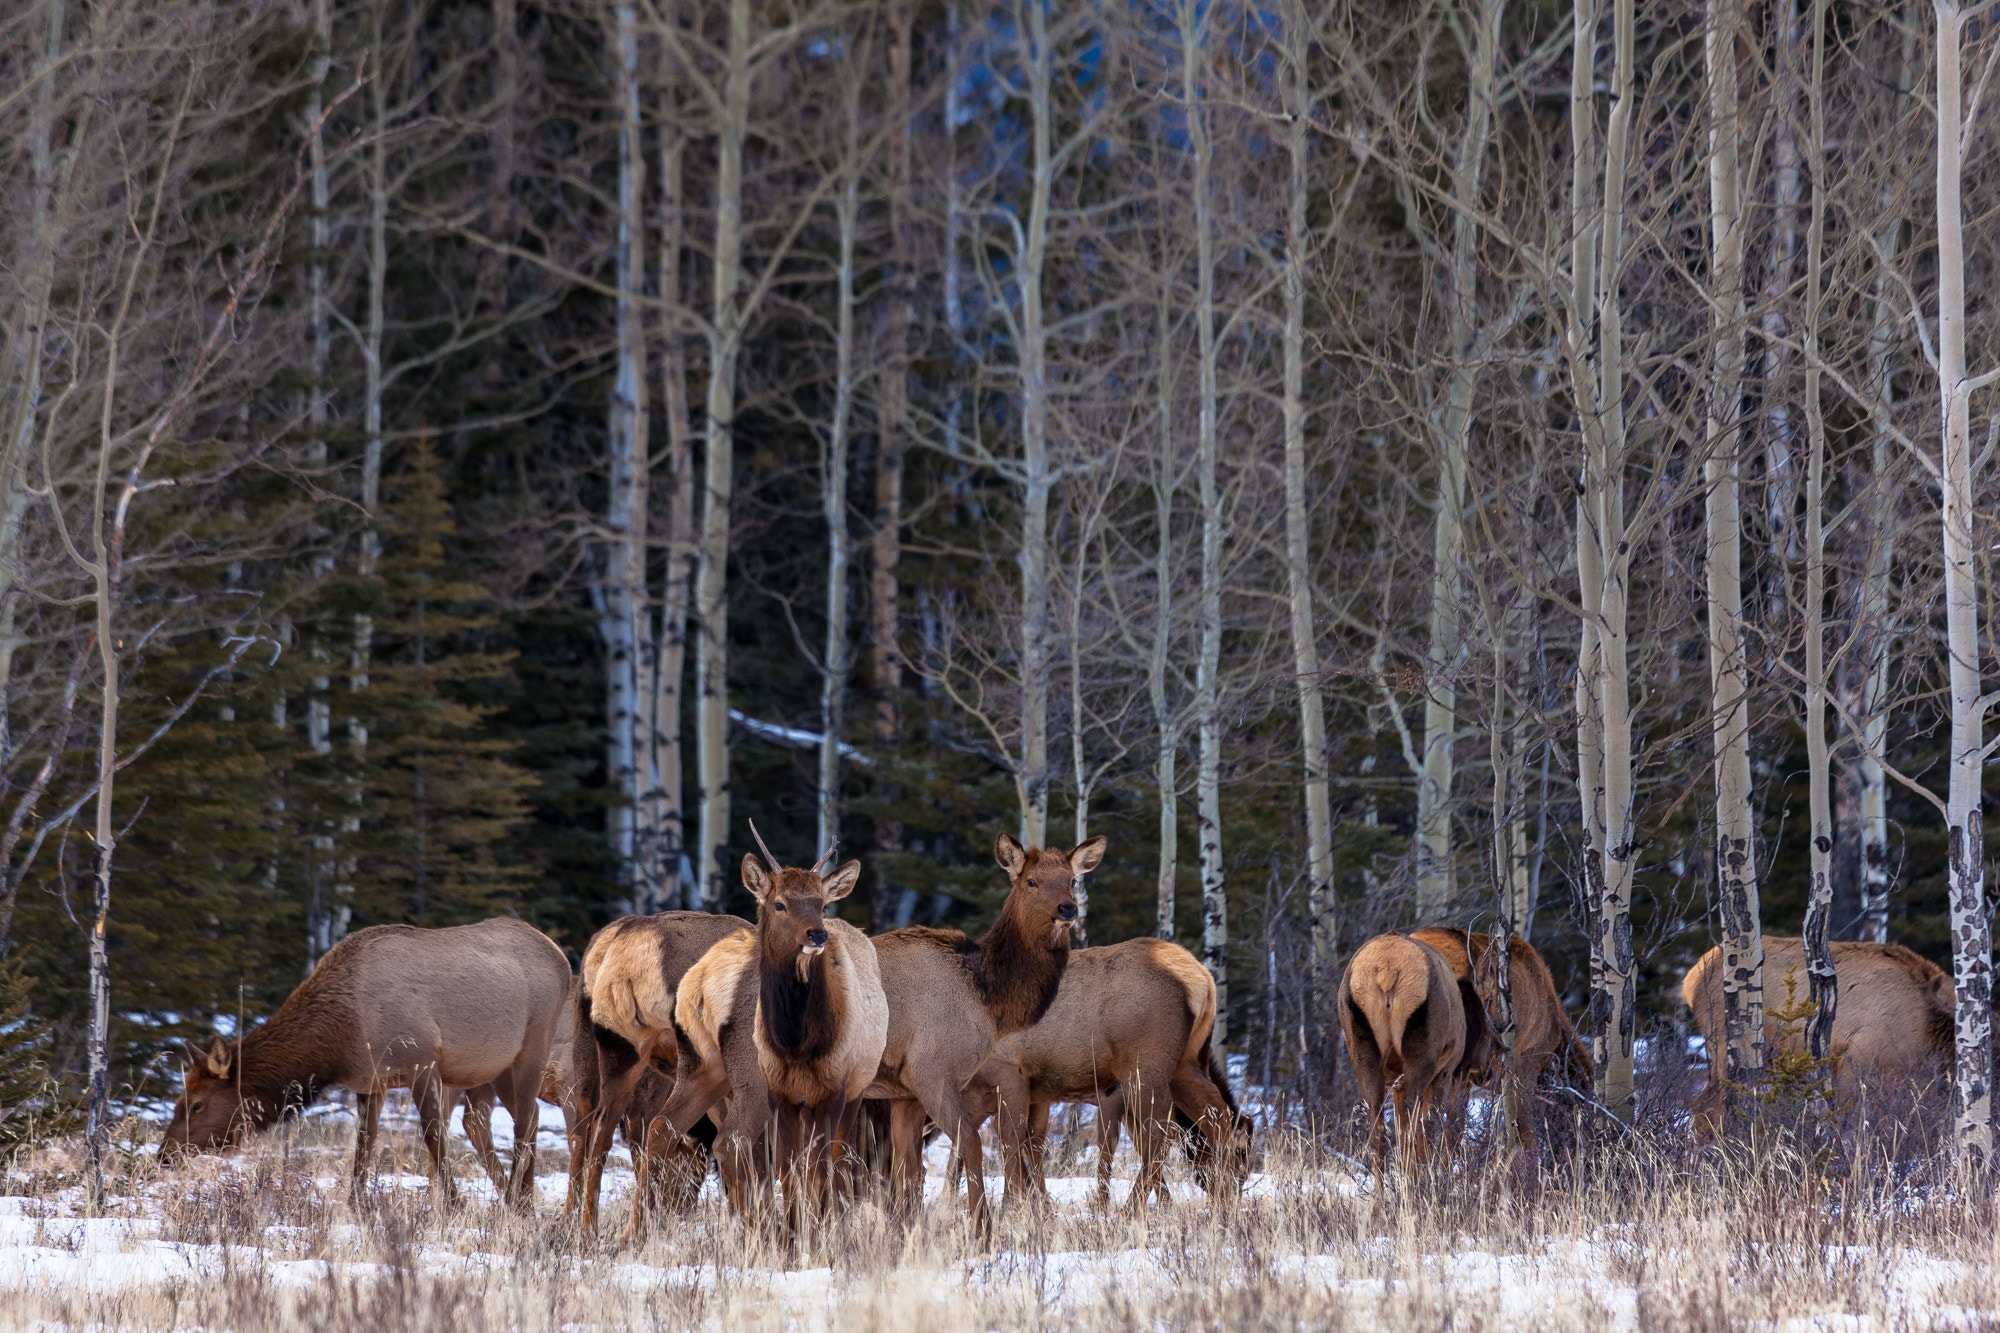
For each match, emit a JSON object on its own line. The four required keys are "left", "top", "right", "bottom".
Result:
{"left": 747, "top": 819, "right": 784, "bottom": 874}
{"left": 810, "top": 837, "right": 838, "bottom": 876}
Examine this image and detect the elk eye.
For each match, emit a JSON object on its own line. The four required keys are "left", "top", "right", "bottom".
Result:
{"left": 1028, "top": 879, "right": 1037, "bottom": 888}
{"left": 773, "top": 901, "right": 787, "bottom": 912}
{"left": 191, "top": 1101, "right": 204, "bottom": 1112}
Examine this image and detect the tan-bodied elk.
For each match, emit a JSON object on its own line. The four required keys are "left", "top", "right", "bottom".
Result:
{"left": 963, "top": 935, "right": 1250, "bottom": 1210}
{"left": 1338, "top": 931, "right": 1493, "bottom": 1175}
{"left": 161, "top": 918, "right": 570, "bottom": 1208}
{"left": 1683, "top": 935, "right": 1955, "bottom": 1131}
{"left": 1409, "top": 927, "right": 1588, "bottom": 1158}
{"left": 571, "top": 910, "right": 749, "bottom": 1234}
{"left": 667, "top": 827, "right": 886, "bottom": 1236}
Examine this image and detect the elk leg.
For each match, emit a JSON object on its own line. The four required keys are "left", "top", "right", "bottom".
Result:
{"left": 351, "top": 1090, "right": 385, "bottom": 1200}
{"left": 580, "top": 1033, "right": 649, "bottom": 1234}
{"left": 1170, "top": 1064, "right": 1243, "bottom": 1199}
{"left": 411, "top": 1067, "right": 458, "bottom": 1207}
{"left": 888, "top": 1099, "right": 927, "bottom": 1216}
{"left": 918, "top": 1079, "right": 990, "bottom": 1237}
{"left": 1026, "top": 1099, "right": 1053, "bottom": 1200}
{"left": 462, "top": 1082, "right": 510, "bottom": 1195}
{"left": 1094, "top": 1089, "right": 1124, "bottom": 1208}
{"left": 497, "top": 1061, "right": 542, "bottom": 1211}
{"left": 1125, "top": 1072, "right": 1173, "bottom": 1213}
{"left": 810, "top": 1092, "right": 851, "bottom": 1223}
{"left": 986, "top": 1065, "right": 1035, "bottom": 1206}
{"left": 830, "top": 1096, "right": 866, "bottom": 1207}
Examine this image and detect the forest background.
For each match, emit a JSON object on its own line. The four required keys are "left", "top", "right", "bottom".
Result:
{"left": 0, "top": 0, "right": 1988, "bottom": 1138}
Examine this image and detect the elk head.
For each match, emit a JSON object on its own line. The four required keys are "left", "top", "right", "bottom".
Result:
{"left": 993, "top": 831, "right": 1104, "bottom": 945}
{"left": 160, "top": 1036, "right": 249, "bottom": 1160}
{"left": 744, "top": 822, "right": 862, "bottom": 982}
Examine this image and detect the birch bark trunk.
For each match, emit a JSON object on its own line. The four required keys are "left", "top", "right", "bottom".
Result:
{"left": 1152, "top": 289, "right": 1179, "bottom": 942}
{"left": 602, "top": 0, "right": 652, "bottom": 909}
{"left": 1013, "top": 0, "right": 1056, "bottom": 850}
{"left": 1181, "top": 0, "right": 1227, "bottom": 1043}
{"left": 1704, "top": 0, "right": 1764, "bottom": 1094}
{"left": 695, "top": 0, "right": 750, "bottom": 910}
{"left": 1800, "top": 0, "right": 1836, "bottom": 1059}
{"left": 654, "top": 28, "right": 695, "bottom": 909}
{"left": 1934, "top": 0, "right": 1994, "bottom": 1171}
{"left": 1762, "top": 0, "right": 1803, "bottom": 550}
{"left": 1279, "top": 0, "right": 1334, "bottom": 988}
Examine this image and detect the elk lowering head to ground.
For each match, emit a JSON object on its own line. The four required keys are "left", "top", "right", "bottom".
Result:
{"left": 1338, "top": 932, "right": 1491, "bottom": 1176}
{"left": 962, "top": 934, "right": 1251, "bottom": 1211}
{"left": 1683, "top": 936, "right": 1955, "bottom": 1134}
{"left": 867, "top": 831, "right": 1101, "bottom": 1230}
{"left": 160, "top": 918, "right": 570, "bottom": 1208}
{"left": 1409, "top": 927, "right": 1587, "bottom": 1162}
{"left": 573, "top": 908, "right": 749, "bottom": 1234}
{"left": 742, "top": 825, "right": 887, "bottom": 1233}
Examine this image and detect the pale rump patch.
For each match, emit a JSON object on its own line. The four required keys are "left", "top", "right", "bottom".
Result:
{"left": 1135, "top": 937, "right": 1220, "bottom": 1070}
{"left": 675, "top": 929, "right": 757, "bottom": 1072}
{"left": 582, "top": 923, "right": 683, "bottom": 1052}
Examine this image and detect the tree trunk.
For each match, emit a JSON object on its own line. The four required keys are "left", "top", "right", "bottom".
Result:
{"left": 1934, "top": 0, "right": 1993, "bottom": 1173}
{"left": 695, "top": 0, "right": 751, "bottom": 910}
{"left": 305, "top": 0, "right": 338, "bottom": 963}
{"left": 1800, "top": 0, "right": 1836, "bottom": 1060}
{"left": 1014, "top": 0, "right": 1056, "bottom": 850}
{"left": 869, "top": 0, "right": 912, "bottom": 933}
{"left": 1279, "top": 0, "right": 1334, "bottom": 994}
{"left": 1152, "top": 289, "right": 1179, "bottom": 943}
{"left": 654, "top": 26, "right": 695, "bottom": 909}
{"left": 1181, "top": 0, "right": 1227, "bottom": 1045}
{"left": 1704, "top": 0, "right": 1764, "bottom": 1095}
{"left": 817, "top": 48, "right": 862, "bottom": 866}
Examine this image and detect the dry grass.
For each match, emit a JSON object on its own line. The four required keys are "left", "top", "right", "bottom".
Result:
{"left": 1, "top": 1092, "right": 1998, "bottom": 1332}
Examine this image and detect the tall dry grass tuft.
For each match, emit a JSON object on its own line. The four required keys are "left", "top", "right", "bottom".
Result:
{"left": 0, "top": 1089, "right": 1997, "bottom": 1330}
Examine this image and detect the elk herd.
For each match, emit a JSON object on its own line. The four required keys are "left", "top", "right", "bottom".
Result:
{"left": 159, "top": 830, "right": 1967, "bottom": 1240}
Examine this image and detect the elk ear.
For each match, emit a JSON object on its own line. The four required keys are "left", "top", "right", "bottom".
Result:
{"left": 741, "top": 853, "right": 772, "bottom": 903}
{"left": 205, "top": 1036, "right": 233, "bottom": 1080}
{"left": 994, "top": 832, "right": 1027, "bottom": 876}
{"left": 822, "top": 859, "right": 862, "bottom": 902}
{"left": 1067, "top": 835, "right": 1106, "bottom": 875}
{"left": 181, "top": 1039, "right": 209, "bottom": 1072}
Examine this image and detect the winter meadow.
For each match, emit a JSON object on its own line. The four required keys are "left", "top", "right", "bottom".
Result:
{"left": 7, "top": 0, "right": 2000, "bottom": 1326}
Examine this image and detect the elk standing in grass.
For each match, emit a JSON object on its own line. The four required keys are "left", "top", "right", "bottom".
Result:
{"left": 161, "top": 918, "right": 569, "bottom": 1208}
{"left": 1338, "top": 932, "right": 1492, "bottom": 1174}
{"left": 963, "top": 935, "right": 1250, "bottom": 1210}
{"left": 572, "top": 910, "right": 749, "bottom": 1233}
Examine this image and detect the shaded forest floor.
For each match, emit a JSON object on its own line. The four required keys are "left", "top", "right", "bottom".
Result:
{"left": 0, "top": 1088, "right": 1996, "bottom": 1331}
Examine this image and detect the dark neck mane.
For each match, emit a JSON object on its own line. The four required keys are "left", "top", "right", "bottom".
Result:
{"left": 232, "top": 983, "right": 353, "bottom": 1128}
{"left": 760, "top": 949, "right": 840, "bottom": 1063}
{"left": 969, "top": 894, "right": 1069, "bottom": 1036}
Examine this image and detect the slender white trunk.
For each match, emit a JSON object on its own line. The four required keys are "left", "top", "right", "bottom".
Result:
{"left": 1014, "top": 0, "right": 1056, "bottom": 849}
{"left": 1279, "top": 0, "right": 1333, "bottom": 987}
{"left": 1763, "top": 0, "right": 1803, "bottom": 550}
{"left": 696, "top": 0, "right": 751, "bottom": 909}
{"left": 1705, "top": 0, "right": 1764, "bottom": 1090}
{"left": 1152, "top": 290, "right": 1179, "bottom": 942}
{"left": 1935, "top": 0, "right": 1993, "bottom": 1171}
{"left": 1181, "top": 0, "right": 1227, "bottom": 1044}
{"left": 305, "top": 0, "right": 340, "bottom": 962}
{"left": 1800, "top": 0, "right": 1835, "bottom": 1059}
{"left": 817, "top": 59, "right": 863, "bottom": 864}
{"left": 603, "top": 0, "right": 651, "bottom": 909}
{"left": 655, "top": 34, "right": 695, "bottom": 909}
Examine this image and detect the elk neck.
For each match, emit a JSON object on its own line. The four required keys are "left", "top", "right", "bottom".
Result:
{"left": 759, "top": 937, "right": 843, "bottom": 1063}
{"left": 970, "top": 889, "right": 1071, "bottom": 1036}
{"left": 228, "top": 986, "right": 354, "bottom": 1126}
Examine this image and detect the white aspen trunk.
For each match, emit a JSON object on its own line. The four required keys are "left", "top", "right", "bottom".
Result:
{"left": 1934, "top": 0, "right": 1993, "bottom": 1171}
{"left": 1762, "top": 0, "right": 1803, "bottom": 550}
{"left": 84, "top": 543, "right": 118, "bottom": 1212}
{"left": 1069, "top": 572, "right": 1092, "bottom": 949}
{"left": 696, "top": 0, "right": 751, "bottom": 910}
{"left": 305, "top": 0, "right": 337, "bottom": 962}
{"left": 1280, "top": 0, "right": 1334, "bottom": 985}
{"left": 1014, "top": 0, "right": 1056, "bottom": 850}
{"left": 870, "top": 0, "right": 912, "bottom": 932}
{"left": 1490, "top": 653, "right": 1519, "bottom": 1153}
{"left": 1152, "top": 291, "right": 1179, "bottom": 943}
{"left": 1182, "top": 0, "right": 1227, "bottom": 1044}
{"left": 1856, "top": 13, "right": 1918, "bottom": 946}
{"left": 817, "top": 58, "right": 862, "bottom": 864}
{"left": 1414, "top": 0, "right": 1503, "bottom": 922}
{"left": 602, "top": 0, "right": 651, "bottom": 909}
{"left": 1800, "top": 0, "right": 1836, "bottom": 1060}
{"left": 1705, "top": 0, "right": 1764, "bottom": 1091}
{"left": 655, "top": 34, "right": 695, "bottom": 910}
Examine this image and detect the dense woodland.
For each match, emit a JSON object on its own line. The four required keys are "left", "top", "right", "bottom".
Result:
{"left": 2, "top": 0, "right": 1999, "bottom": 1158}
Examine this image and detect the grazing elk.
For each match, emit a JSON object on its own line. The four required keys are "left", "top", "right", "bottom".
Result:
{"left": 1338, "top": 932, "right": 1493, "bottom": 1175}
{"left": 962, "top": 936, "right": 1251, "bottom": 1210}
{"left": 654, "top": 829, "right": 886, "bottom": 1237}
{"left": 1410, "top": 927, "right": 1588, "bottom": 1158}
{"left": 161, "top": 918, "right": 569, "bottom": 1208}
{"left": 572, "top": 909, "right": 749, "bottom": 1233}
{"left": 868, "top": 831, "right": 1099, "bottom": 1231}
{"left": 1683, "top": 935, "right": 1955, "bottom": 1131}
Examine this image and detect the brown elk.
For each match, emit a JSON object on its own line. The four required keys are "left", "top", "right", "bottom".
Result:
{"left": 1338, "top": 932, "right": 1492, "bottom": 1175}
{"left": 572, "top": 909, "right": 749, "bottom": 1233}
{"left": 161, "top": 918, "right": 569, "bottom": 1207}
{"left": 1409, "top": 927, "right": 1588, "bottom": 1157}
{"left": 868, "top": 831, "right": 1098, "bottom": 1230}
{"left": 962, "top": 936, "right": 1251, "bottom": 1210}
{"left": 1682, "top": 935, "right": 1955, "bottom": 1130}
